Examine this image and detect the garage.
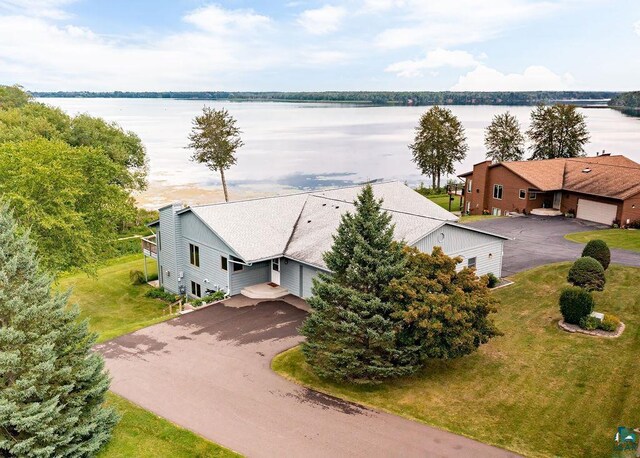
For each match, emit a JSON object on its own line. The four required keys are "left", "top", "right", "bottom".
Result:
{"left": 576, "top": 199, "right": 618, "bottom": 225}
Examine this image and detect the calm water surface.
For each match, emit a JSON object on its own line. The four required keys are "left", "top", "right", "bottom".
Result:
{"left": 42, "top": 98, "right": 640, "bottom": 192}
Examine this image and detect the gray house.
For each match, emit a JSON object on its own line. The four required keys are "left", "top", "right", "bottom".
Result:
{"left": 147, "top": 182, "right": 507, "bottom": 300}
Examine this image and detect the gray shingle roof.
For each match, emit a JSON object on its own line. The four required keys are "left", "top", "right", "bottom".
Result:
{"left": 185, "top": 181, "right": 466, "bottom": 267}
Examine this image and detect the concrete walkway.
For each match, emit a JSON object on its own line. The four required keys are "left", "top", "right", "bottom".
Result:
{"left": 96, "top": 300, "right": 518, "bottom": 458}
{"left": 465, "top": 216, "right": 640, "bottom": 276}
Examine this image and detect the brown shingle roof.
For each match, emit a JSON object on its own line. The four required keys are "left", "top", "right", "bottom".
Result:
{"left": 500, "top": 158, "right": 567, "bottom": 191}
{"left": 562, "top": 156, "right": 640, "bottom": 200}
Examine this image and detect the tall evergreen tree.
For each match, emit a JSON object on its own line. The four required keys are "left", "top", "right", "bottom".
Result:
{"left": 0, "top": 205, "right": 118, "bottom": 457}
{"left": 409, "top": 106, "right": 468, "bottom": 190}
{"left": 527, "top": 103, "right": 590, "bottom": 160}
{"left": 300, "top": 185, "right": 409, "bottom": 383}
{"left": 484, "top": 111, "right": 525, "bottom": 163}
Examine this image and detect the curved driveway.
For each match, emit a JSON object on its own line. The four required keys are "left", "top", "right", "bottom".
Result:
{"left": 97, "top": 301, "right": 517, "bottom": 457}
{"left": 465, "top": 216, "right": 640, "bottom": 276}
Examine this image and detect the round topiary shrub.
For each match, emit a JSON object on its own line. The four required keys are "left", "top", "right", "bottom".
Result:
{"left": 559, "top": 286, "right": 595, "bottom": 325}
{"left": 567, "top": 256, "right": 606, "bottom": 291}
{"left": 581, "top": 239, "right": 611, "bottom": 270}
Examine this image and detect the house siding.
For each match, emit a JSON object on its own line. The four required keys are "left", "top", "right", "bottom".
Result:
{"left": 412, "top": 224, "right": 504, "bottom": 277}
{"left": 301, "top": 265, "right": 319, "bottom": 298}
{"left": 281, "top": 258, "right": 325, "bottom": 298}
{"left": 621, "top": 192, "right": 640, "bottom": 226}
{"left": 229, "top": 261, "right": 270, "bottom": 295}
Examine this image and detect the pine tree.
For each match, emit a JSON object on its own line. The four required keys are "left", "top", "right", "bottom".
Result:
{"left": 0, "top": 205, "right": 119, "bottom": 457}
{"left": 300, "top": 185, "right": 410, "bottom": 383}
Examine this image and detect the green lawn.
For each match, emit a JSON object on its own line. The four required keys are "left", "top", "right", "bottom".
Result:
{"left": 425, "top": 193, "right": 462, "bottom": 212}
{"left": 458, "top": 214, "right": 503, "bottom": 223}
{"left": 99, "top": 393, "right": 239, "bottom": 458}
{"left": 59, "top": 255, "right": 238, "bottom": 457}
{"left": 272, "top": 263, "right": 640, "bottom": 458}
{"left": 565, "top": 229, "right": 640, "bottom": 252}
{"left": 58, "top": 254, "right": 170, "bottom": 343}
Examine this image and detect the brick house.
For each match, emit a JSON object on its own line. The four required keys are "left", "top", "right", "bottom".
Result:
{"left": 458, "top": 154, "right": 640, "bottom": 226}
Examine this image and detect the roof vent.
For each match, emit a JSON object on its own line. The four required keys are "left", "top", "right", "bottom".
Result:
{"left": 322, "top": 203, "right": 327, "bottom": 206}
{"left": 335, "top": 206, "right": 340, "bottom": 209}
{"left": 582, "top": 167, "right": 592, "bottom": 173}
{"left": 307, "top": 220, "right": 312, "bottom": 223}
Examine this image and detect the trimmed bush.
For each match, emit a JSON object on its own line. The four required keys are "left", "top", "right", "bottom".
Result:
{"left": 559, "top": 286, "right": 595, "bottom": 325}
{"left": 145, "top": 287, "right": 178, "bottom": 303}
{"left": 581, "top": 239, "right": 611, "bottom": 270}
{"left": 567, "top": 257, "right": 606, "bottom": 291}
{"left": 599, "top": 314, "right": 620, "bottom": 332}
{"left": 579, "top": 315, "right": 599, "bottom": 331}
{"left": 129, "top": 269, "right": 146, "bottom": 285}
{"left": 486, "top": 273, "right": 500, "bottom": 288}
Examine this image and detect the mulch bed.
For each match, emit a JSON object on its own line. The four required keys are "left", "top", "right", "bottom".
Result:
{"left": 558, "top": 320, "right": 625, "bottom": 338}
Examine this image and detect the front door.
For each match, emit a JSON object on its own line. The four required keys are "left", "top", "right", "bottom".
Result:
{"left": 271, "top": 258, "right": 280, "bottom": 285}
{"left": 553, "top": 191, "right": 562, "bottom": 210}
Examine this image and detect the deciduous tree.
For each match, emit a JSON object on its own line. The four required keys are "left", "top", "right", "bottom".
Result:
{"left": 0, "top": 205, "right": 119, "bottom": 456}
{"left": 188, "top": 107, "right": 243, "bottom": 202}
{"left": 527, "top": 104, "right": 590, "bottom": 160}
{"left": 410, "top": 106, "right": 468, "bottom": 190}
{"left": 484, "top": 111, "right": 525, "bottom": 162}
{"left": 387, "top": 246, "right": 500, "bottom": 364}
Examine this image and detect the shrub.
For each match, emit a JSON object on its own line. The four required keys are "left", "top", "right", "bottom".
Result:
{"left": 567, "top": 257, "right": 606, "bottom": 291}
{"left": 189, "top": 291, "right": 226, "bottom": 308}
{"left": 627, "top": 219, "right": 640, "bottom": 229}
{"left": 559, "top": 286, "right": 595, "bottom": 325}
{"left": 145, "top": 287, "right": 178, "bottom": 303}
{"left": 486, "top": 273, "right": 500, "bottom": 288}
{"left": 599, "top": 314, "right": 620, "bottom": 332}
{"left": 579, "top": 315, "right": 599, "bottom": 330}
{"left": 129, "top": 269, "right": 146, "bottom": 285}
{"left": 581, "top": 239, "right": 611, "bottom": 270}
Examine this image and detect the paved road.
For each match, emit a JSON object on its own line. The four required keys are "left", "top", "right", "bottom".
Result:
{"left": 97, "top": 301, "right": 517, "bottom": 458}
{"left": 465, "top": 216, "right": 640, "bottom": 276}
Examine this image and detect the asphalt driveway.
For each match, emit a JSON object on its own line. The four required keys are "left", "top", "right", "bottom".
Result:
{"left": 96, "top": 300, "right": 516, "bottom": 457}
{"left": 465, "top": 216, "right": 640, "bottom": 276}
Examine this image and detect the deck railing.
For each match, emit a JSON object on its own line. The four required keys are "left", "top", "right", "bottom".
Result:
{"left": 141, "top": 235, "right": 157, "bottom": 259}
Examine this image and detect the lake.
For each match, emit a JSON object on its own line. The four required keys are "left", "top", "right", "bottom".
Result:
{"left": 42, "top": 98, "right": 640, "bottom": 198}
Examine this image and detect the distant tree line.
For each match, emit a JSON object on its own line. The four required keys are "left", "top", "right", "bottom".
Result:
{"left": 32, "top": 90, "right": 617, "bottom": 106}
{"left": 608, "top": 91, "right": 640, "bottom": 110}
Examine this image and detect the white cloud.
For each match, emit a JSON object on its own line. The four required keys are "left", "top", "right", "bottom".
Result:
{"left": 303, "top": 50, "right": 349, "bottom": 65}
{"left": 183, "top": 5, "right": 270, "bottom": 34}
{"left": 0, "top": 6, "right": 283, "bottom": 91}
{"left": 452, "top": 65, "right": 575, "bottom": 91}
{"left": 0, "top": 0, "right": 76, "bottom": 19}
{"left": 385, "top": 48, "right": 479, "bottom": 77}
{"left": 297, "top": 5, "right": 346, "bottom": 35}
{"left": 374, "top": 0, "right": 562, "bottom": 49}
{"left": 634, "top": 20, "right": 640, "bottom": 35}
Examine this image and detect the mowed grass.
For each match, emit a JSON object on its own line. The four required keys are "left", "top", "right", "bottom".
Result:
{"left": 272, "top": 263, "right": 640, "bottom": 458}
{"left": 458, "top": 214, "right": 504, "bottom": 223}
{"left": 425, "top": 193, "right": 462, "bottom": 212}
{"left": 565, "top": 229, "right": 640, "bottom": 252}
{"left": 58, "top": 254, "right": 170, "bottom": 343}
{"left": 99, "top": 393, "right": 240, "bottom": 458}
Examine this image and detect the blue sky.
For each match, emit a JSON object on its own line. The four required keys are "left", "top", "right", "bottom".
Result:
{"left": 0, "top": 0, "right": 638, "bottom": 91}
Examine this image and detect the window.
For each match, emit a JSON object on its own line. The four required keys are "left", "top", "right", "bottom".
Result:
{"left": 519, "top": 189, "right": 526, "bottom": 199}
{"left": 190, "top": 281, "right": 201, "bottom": 298}
{"left": 272, "top": 258, "right": 280, "bottom": 272}
{"left": 467, "top": 179, "right": 472, "bottom": 193}
{"left": 468, "top": 257, "right": 477, "bottom": 269}
{"left": 493, "top": 184, "right": 503, "bottom": 200}
{"left": 189, "top": 244, "right": 200, "bottom": 267}
{"left": 230, "top": 256, "right": 244, "bottom": 272}
{"left": 157, "top": 231, "right": 161, "bottom": 250}
{"left": 529, "top": 191, "right": 537, "bottom": 200}
{"left": 221, "top": 256, "right": 228, "bottom": 271}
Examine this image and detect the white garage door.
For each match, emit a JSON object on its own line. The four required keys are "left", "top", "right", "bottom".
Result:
{"left": 576, "top": 199, "right": 618, "bottom": 225}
